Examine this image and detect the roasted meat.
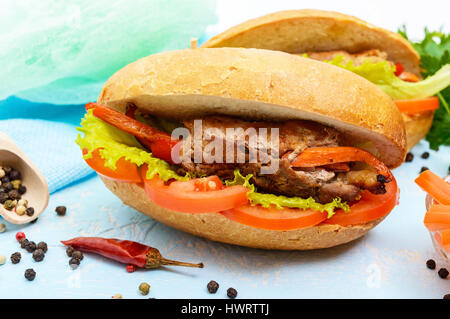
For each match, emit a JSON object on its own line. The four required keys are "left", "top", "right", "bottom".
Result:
{"left": 178, "top": 116, "right": 380, "bottom": 204}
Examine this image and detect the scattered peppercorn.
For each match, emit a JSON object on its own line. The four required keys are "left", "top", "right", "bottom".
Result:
{"left": 444, "top": 294, "right": 450, "bottom": 299}
{"left": 112, "top": 294, "right": 123, "bottom": 299}
{"left": 32, "top": 249, "right": 45, "bottom": 262}
{"left": 66, "top": 246, "right": 75, "bottom": 257}
{"left": 55, "top": 206, "right": 66, "bottom": 216}
{"left": 11, "top": 180, "right": 21, "bottom": 190}
{"left": 227, "top": 287, "right": 238, "bottom": 299}
{"left": 72, "top": 250, "right": 83, "bottom": 261}
{"left": 10, "top": 252, "right": 21, "bottom": 264}
{"left": 405, "top": 152, "right": 414, "bottom": 162}
{"left": 3, "top": 182, "right": 13, "bottom": 191}
{"left": 421, "top": 152, "right": 430, "bottom": 159}
{"left": 207, "top": 280, "right": 219, "bottom": 293}
{"left": 0, "top": 255, "right": 6, "bottom": 265}
{"left": 26, "top": 207, "right": 34, "bottom": 217}
{"left": 25, "top": 241, "right": 37, "bottom": 253}
{"left": 4, "top": 200, "right": 15, "bottom": 210}
{"left": 8, "top": 189, "right": 20, "bottom": 200}
{"left": 139, "top": 282, "right": 150, "bottom": 296}
{"left": 24, "top": 268, "right": 36, "bottom": 281}
{"left": 37, "top": 242, "right": 48, "bottom": 253}
{"left": 126, "top": 264, "right": 136, "bottom": 273}
{"left": 438, "top": 268, "right": 449, "bottom": 279}
{"left": 0, "top": 223, "right": 5, "bottom": 233}
{"left": 420, "top": 166, "right": 429, "bottom": 173}
{"left": 1, "top": 176, "right": 9, "bottom": 184}
{"left": 426, "top": 259, "right": 436, "bottom": 270}
{"left": 19, "top": 238, "right": 29, "bottom": 249}
{"left": 69, "top": 257, "right": 80, "bottom": 270}
{"left": 15, "top": 232, "right": 26, "bottom": 242}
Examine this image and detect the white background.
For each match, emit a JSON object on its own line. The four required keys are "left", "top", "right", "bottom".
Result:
{"left": 206, "top": 0, "right": 449, "bottom": 41}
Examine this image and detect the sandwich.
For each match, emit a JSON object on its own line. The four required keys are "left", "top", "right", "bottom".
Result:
{"left": 76, "top": 48, "right": 406, "bottom": 250}
{"left": 201, "top": 9, "right": 450, "bottom": 151}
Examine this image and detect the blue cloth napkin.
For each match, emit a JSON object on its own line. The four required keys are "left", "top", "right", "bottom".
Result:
{"left": 0, "top": 96, "right": 94, "bottom": 193}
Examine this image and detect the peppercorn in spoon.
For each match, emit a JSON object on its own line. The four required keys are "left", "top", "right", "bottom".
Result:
{"left": 0, "top": 132, "right": 49, "bottom": 224}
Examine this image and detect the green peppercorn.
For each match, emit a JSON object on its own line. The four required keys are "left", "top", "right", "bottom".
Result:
{"left": 139, "top": 282, "right": 150, "bottom": 296}
{"left": 11, "top": 180, "right": 21, "bottom": 190}
{"left": 4, "top": 200, "right": 15, "bottom": 210}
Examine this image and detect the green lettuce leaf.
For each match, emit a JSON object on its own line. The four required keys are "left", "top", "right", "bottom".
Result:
{"left": 398, "top": 27, "right": 450, "bottom": 150}
{"left": 225, "top": 170, "right": 350, "bottom": 218}
{"left": 75, "top": 110, "right": 188, "bottom": 181}
{"left": 326, "top": 55, "right": 450, "bottom": 100}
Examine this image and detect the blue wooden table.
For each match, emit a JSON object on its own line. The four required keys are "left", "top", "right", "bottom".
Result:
{"left": 0, "top": 142, "right": 448, "bottom": 299}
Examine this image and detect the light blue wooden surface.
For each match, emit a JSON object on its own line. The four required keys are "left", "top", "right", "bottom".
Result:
{"left": 0, "top": 142, "right": 448, "bottom": 299}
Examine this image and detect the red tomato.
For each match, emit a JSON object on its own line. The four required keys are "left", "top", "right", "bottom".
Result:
{"left": 141, "top": 165, "right": 249, "bottom": 213}
{"left": 82, "top": 148, "right": 141, "bottom": 183}
{"left": 323, "top": 177, "right": 398, "bottom": 226}
{"left": 221, "top": 205, "right": 327, "bottom": 231}
{"left": 394, "top": 62, "right": 404, "bottom": 76}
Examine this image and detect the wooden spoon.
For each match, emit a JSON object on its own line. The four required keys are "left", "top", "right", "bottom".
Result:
{"left": 0, "top": 132, "right": 49, "bottom": 224}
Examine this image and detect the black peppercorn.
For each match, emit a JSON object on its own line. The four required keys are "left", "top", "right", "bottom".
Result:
{"left": 26, "top": 207, "right": 34, "bottom": 216}
{"left": 438, "top": 268, "right": 449, "bottom": 279}
{"left": 405, "top": 152, "right": 414, "bottom": 162}
{"left": 32, "top": 249, "right": 45, "bottom": 262}
{"left": 25, "top": 241, "right": 37, "bottom": 253}
{"left": 227, "top": 287, "right": 237, "bottom": 299}
{"left": 3, "top": 182, "right": 13, "bottom": 192}
{"left": 37, "top": 242, "right": 48, "bottom": 253}
{"left": 18, "top": 185, "right": 27, "bottom": 195}
{"left": 444, "top": 294, "right": 450, "bottom": 299}
{"left": 421, "top": 152, "right": 430, "bottom": 159}
{"left": 0, "top": 186, "right": 5, "bottom": 193}
{"left": 0, "top": 192, "right": 8, "bottom": 204}
{"left": 66, "top": 246, "right": 75, "bottom": 257}
{"left": 72, "top": 250, "right": 84, "bottom": 261}
{"left": 69, "top": 257, "right": 80, "bottom": 269}
{"left": 24, "top": 268, "right": 36, "bottom": 281}
{"left": 207, "top": 280, "right": 219, "bottom": 293}
{"left": 10, "top": 252, "right": 21, "bottom": 264}
{"left": 55, "top": 206, "right": 66, "bottom": 216}
{"left": 8, "top": 189, "right": 20, "bottom": 200}
{"left": 19, "top": 238, "right": 29, "bottom": 249}
{"left": 3, "top": 167, "right": 12, "bottom": 174}
{"left": 420, "top": 166, "right": 429, "bottom": 173}
{"left": 1, "top": 176, "right": 10, "bottom": 184}
{"left": 9, "top": 170, "right": 21, "bottom": 180}
{"left": 426, "top": 259, "right": 436, "bottom": 270}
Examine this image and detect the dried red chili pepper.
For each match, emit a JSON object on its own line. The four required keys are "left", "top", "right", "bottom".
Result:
{"left": 61, "top": 237, "right": 204, "bottom": 269}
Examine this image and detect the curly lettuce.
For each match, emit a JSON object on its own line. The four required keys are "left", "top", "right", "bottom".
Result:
{"left": 326, "top": 55, "right": 450, "bottom": 100}
{"left": 225, "top": 170, "right": 349, "bottom": 218}
{"left": 76, "top": 109, "right": 187, "bottom": 181}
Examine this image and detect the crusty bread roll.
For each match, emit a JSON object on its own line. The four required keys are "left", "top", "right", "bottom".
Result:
{"left": 96, "top": 47, "right": 405, "bottom": 250}
{"left": 201, "top": 9, "right": 431, "bottom": 151}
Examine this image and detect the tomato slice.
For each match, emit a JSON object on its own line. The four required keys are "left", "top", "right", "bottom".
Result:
{"left": 82, "top": 148, "right": 141, "bottom": 183}
{"left": 394, "top": 63, "right": 404, "bottom": 76}
{"left": 323, "top": 177, "right": 398, "bottom": 226}
{"left": 395, "top": 97, "right": 440, "bottom": 114}
{"left": 220, "top": 206, "right": 327, "bottom": 231}
{"left": 141, "top": 165, "right": 249, "bottom": 213}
